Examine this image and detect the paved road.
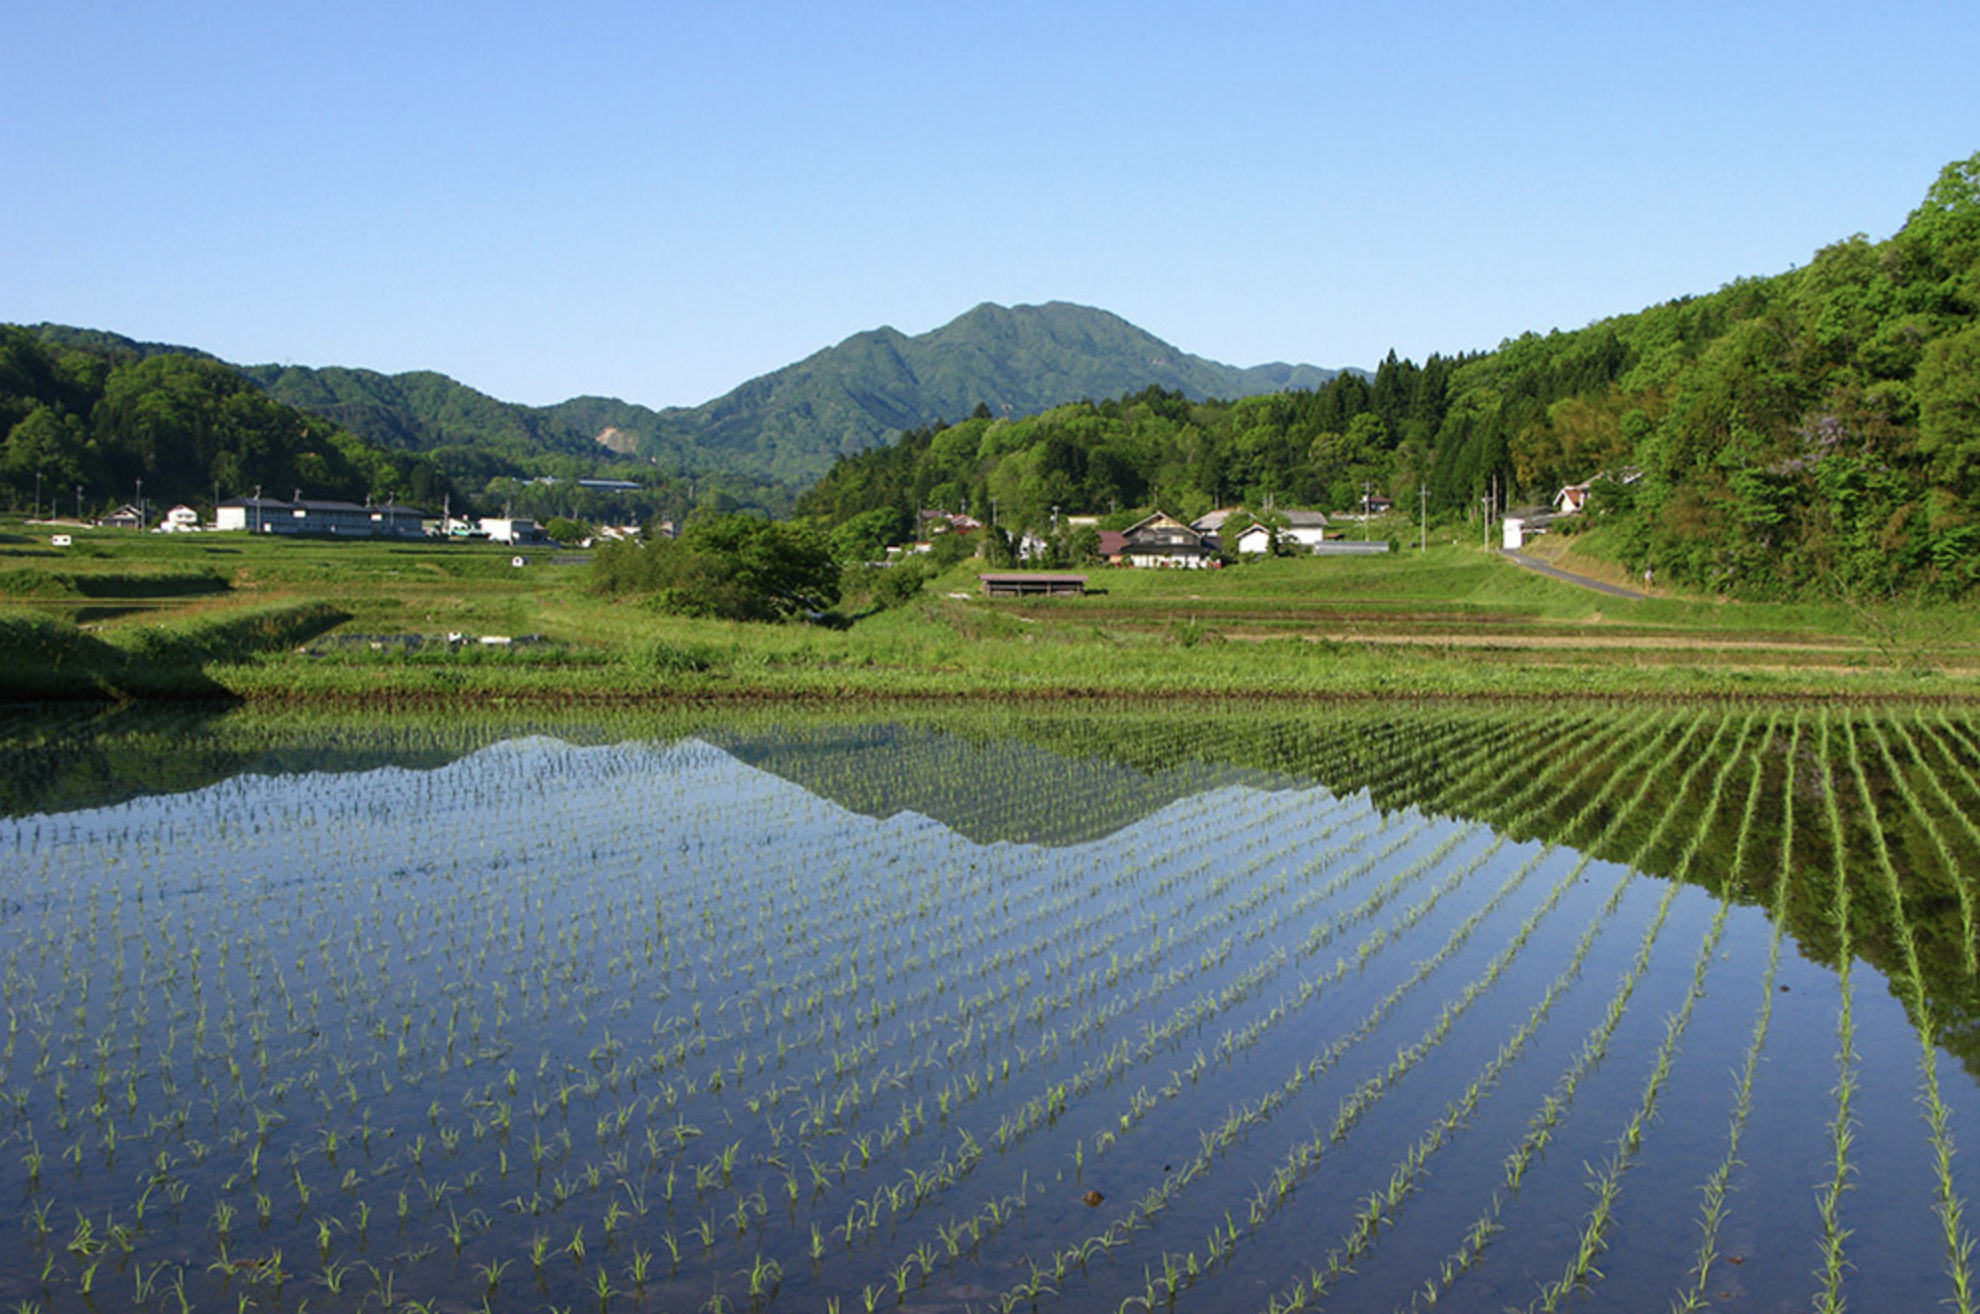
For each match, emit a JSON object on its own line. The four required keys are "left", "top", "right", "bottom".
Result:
{"left": 1499, "top": 550, "right": 1648, "bottom": 601}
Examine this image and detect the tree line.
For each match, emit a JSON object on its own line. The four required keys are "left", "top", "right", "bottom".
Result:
{"left": 800, "top": 151, "right": 1980, "bottom": 601}
{"left": 0, "top": 332, "right": 455, "bottom": 517}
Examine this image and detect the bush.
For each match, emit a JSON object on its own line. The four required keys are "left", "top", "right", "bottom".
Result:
{"left": 591, "top": 515, "right": 840, "bottom": 622}
{"left": 871, "top": 560, "right": 931, "bottom": 609}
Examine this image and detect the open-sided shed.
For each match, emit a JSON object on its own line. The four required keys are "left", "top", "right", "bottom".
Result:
{"left": 979, "top": 574, "right": 1088, "bottom": 598}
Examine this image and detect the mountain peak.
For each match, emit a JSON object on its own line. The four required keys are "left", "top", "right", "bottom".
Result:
{"left": 595, "top": 302, "right": 1342, "bottom": 490}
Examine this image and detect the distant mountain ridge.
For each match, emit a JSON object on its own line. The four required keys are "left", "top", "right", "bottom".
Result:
{"left": 32, "top": 304, "right": 1346, "bottom": 502}
{"left": 607, "top": 302, "right": 1342, "bottom": 489}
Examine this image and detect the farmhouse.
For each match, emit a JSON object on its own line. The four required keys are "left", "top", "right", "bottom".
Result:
{"left": 1236, "top": 509, "right": 1332, "bottom": 556}
{"left": 96, "top": 504, "right": 144, "bottom": 529}
{"left": 1190, "top": 507, "right": 1243, "bottom": 535}
{"left": 1119, "top": 512, "right": 1215, "bottom": 568}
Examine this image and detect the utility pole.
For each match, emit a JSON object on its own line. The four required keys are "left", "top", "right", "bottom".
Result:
{"left": 1419, "top": 484, "right": 1427, "bottom": 553}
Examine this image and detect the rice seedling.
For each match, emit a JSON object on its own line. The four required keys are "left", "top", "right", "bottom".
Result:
{"left": 1807, "top": 709, "right": 1864, "bottom": 1314}
{"left": 1846, "top": 715, "right": 1977, "bottom": 1314}
{"left": 4, "top": 702, "right": 1978, "bottom": 1312}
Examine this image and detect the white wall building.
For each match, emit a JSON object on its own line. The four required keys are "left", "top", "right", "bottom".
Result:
{"left": 479, "top": 517, "right": 549, "bottom": 545}
{"left": 216, "top": 496, "right": 428, "bottom": 537}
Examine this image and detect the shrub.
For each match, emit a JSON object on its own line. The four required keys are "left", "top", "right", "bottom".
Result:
{"left": 592, "top": 516, "right": 839, "bottom": 622}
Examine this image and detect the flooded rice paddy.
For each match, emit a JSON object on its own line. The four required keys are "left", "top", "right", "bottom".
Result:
{"left": 1, "top": 702, "right": 1976, "bottom": 1313}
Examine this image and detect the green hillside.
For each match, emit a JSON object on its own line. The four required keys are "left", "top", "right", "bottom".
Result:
{"left": 805, "top": 151, "right": 1980, "bottom": 602}
{"left": 19, "top": 304, "right": 1340, "bottom": 515}
{"left": 0, "top": 331, "right": 454, "bottom": 517}
{"left": 541, "top": 301, "right": 1340, "bottom": 492}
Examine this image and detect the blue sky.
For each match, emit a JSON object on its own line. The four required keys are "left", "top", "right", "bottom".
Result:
{"left": 6, "top": 2, "right": 1976, "bottom": 408}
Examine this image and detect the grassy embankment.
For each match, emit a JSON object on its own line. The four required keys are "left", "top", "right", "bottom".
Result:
{"left": 0, "top": 516, "right": 1973, "bottom": 702}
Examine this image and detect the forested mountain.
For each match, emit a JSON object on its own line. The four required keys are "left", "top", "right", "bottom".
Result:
{"left": 18, "top": 304, "right": 1337, "bottom": 516}
{"left": 581, "top": 302, "right": 1340, "bottom": 489}
{"left": 238, "top": 364, "right": 597, "bottom": 463}
{"left": 0, "top": 330, "right": 456, "bottom": 517}
{"left": 804, "top": 152, "right": 1980, "bottom": 601}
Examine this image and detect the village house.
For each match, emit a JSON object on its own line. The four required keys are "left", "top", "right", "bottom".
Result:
{"left": 478, "top": 516, "right": 550, "bottom": 546}
{"left": 96, "top": 504, "right": 144, "bottom": 529}
{"left": 1118, "top": 512, "right": 1215, "bottom": 568}
{"left": 1236, "top": 509, "right": 1333, "bottom": 555}
{"left": 1190, "top": 507, "right": 1243, "bottom": 536}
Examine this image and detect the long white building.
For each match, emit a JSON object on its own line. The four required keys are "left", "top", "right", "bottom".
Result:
{"left": 215, "top": 496, "right": 428, "bottom": 538}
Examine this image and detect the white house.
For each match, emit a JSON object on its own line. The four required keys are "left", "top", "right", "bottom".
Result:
{"left": 1277, "top": 509, "right": 1331, "bottom": 550}
{"left": 1236, "top": 509, "right": 1332, "bottom": 555}
{"left": 1235, "top": 523, "right": 1274, "bottom": 556}
{"left": 158, "top": 505, "right": 201, "bottom": 533}
{"left": 479, "top": 517, "right": 549, "bottom": 545}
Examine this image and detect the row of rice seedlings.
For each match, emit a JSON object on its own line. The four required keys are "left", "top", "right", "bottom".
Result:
{"left": 742, "top": 709, "right": 1571, "bottom": 1284}
{"left": 1390, "top": 705, "right": 1734, "bottom": 1310}
{"left": 1180, "top": 841, "right": 1587, "bottom": 1314}
{"left": 972, "top": 705, "right": 1695, "bottom": 1311}
{"left": 810, "top": 808, "right": 1409, "bottom": 1253}
{"left": 1257, "top": 835, "right": 1649, "bottom": 1314}
{"left": 1245, "top": 706, "right": 1723, "bottom": 1313}
{"left": 530, "top": 728, "right": 1425, "bottom": 1282}
{"left": 1813, "top": 710, "right": 1861, "bottom": 1314}
{"left": 973, "top": 833, "right": 1575, "bottom": 1314}
{"left": 763, "top": 722, "right": 1520, "bottom": 1294}
{"left": 728, "top": 708, "right": 1591, "bottom": 1290}
{"left": 1847, "top": 715, "right": 1977, "bottom": 1314}
{"left": 1888, "top": 712, "right": 1980, "bottom": 977}
{"left": 1668, "top": 711, "right": 1790, "bottom": 1314}
{"left": 821, "top": 813, "right": 1478, "bottom": 1283}
{"left": 1524, "top": 710, "right": 1764, "bottom": 1311}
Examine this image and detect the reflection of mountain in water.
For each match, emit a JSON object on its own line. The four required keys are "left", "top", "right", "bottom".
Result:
{"left": 707, "top": 720, "right": 1307, "bottom": 847}
{"left": 3, "top": 699, "right": 1976, "bottom": 1080}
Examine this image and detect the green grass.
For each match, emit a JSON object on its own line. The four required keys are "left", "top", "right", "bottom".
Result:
{"left": 4, "top": 517, "right": 1977, "bottom": 702}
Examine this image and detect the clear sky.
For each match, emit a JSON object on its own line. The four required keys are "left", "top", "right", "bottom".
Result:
{"left": 6, "top": 2, "right": 1976, "bottom": 409}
